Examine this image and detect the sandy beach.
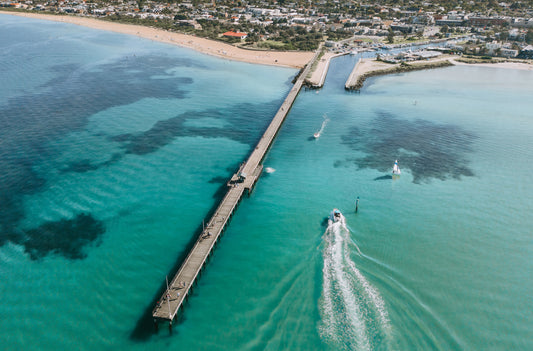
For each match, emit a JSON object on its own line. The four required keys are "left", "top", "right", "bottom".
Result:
{"left": 0, "top": 11, "right": 314, "bottom": 68}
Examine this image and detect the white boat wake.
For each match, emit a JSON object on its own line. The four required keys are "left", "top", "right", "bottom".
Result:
{"left": 319, "top": 212, "right": 392, "bottom": 350}
{"left": 314, "top": 115, "right": 330, "bottom": 139}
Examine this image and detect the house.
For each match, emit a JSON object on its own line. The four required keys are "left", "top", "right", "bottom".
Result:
{"left": 485, "top": 41, "right": 501, "bottom": 55}
{"left": 500, "top": 48, "right": 518, "bottom": 57}
{"left": 468, "top": 16, "right": 510, "bottom": 27}
{"left": 222, "top": 31, "right": 248, "bottom": 39}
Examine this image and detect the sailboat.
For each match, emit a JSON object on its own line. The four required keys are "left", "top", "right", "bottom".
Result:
{"left": 392, "top": 160, "right": 401, "bottom": 176}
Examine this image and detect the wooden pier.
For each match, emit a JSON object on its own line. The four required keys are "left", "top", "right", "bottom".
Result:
{"left": 152, "top": 47, "right": 322, "bottom": 325}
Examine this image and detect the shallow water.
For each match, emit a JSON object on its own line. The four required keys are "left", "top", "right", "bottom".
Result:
{"left": 1, "top": 14, "right": 533, "bottom": 350}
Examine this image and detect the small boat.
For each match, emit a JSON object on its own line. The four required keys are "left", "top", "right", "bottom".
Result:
{"left": 392, "top": 159, "right": 401, "bottom": 175}
{"left": 313, "top": 114, "right": 329, "bottom": 139}
{"left": 329, "top": 208, "right": 343, "bottom": 223}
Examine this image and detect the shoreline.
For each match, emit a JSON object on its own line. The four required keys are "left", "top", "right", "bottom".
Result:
{"left": 0, "top": 10, "right": 314, "bottom": 68}
{"left": 2, "top": 10, "right": 531, "bottom": 76}
{"left": 450, "top": 59, "right": 533, "bottom": 70}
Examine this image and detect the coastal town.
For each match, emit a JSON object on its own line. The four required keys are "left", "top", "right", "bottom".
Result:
{"left": 2, "top": 0, "right": 533, "bottom": 58}
{"left": 2, "top": 0, "right": 533, "bottom": 347}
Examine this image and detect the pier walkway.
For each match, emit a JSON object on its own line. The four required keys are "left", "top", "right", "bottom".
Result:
{"left": 152, "top": 46, "right": 322, "bottom": 324}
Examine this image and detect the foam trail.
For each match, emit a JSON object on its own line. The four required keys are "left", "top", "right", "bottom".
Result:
{"left": 317, "top": 115, "right": 330, "bottom": 135}
{"left": 342, "top": 229, "right": 390, "bottom": 330}
{"left": 319, "top": 211, "right": 392, "bottom": 350}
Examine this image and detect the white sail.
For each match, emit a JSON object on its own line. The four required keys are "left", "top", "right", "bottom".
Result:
{"left": 392, "top": 160, "right": 401, "bottom": 175}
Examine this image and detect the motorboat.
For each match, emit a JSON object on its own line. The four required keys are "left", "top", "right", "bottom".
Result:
{"left": 313, "top": 114, "right": 329, "bottom": 139}
{"left": 328, "top": 208, "right": 346, "bottom": 229}
{"left": 392, "top": 159, "right": 401, "bottom": 175}
{"left": 329, "top": 208, "right": 343, "bottom": 223}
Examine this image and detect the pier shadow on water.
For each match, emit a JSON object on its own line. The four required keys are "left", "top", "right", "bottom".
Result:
{"left": 340, "top": 111, "right": 476, "bottom": 183}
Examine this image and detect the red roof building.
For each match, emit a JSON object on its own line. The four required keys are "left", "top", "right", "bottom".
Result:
{"left": 222, "top": 31, "right": 248, "bottom": 39}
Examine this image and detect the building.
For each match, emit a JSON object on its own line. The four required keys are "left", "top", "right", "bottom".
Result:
{"left": 485, "top": 41, "right": 501, "bottom": 55}
{"left": 500, "top": 48, "right": 518, "bottom": 57}
{"left": 468, "top": 16, "right": 510, "bottom": 27}
{"left": 222, "top": 31, "right": 248, "bottom": 39}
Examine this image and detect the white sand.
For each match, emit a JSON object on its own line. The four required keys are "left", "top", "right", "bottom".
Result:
{"left": 450, "top": 59, "right": 533, "bottom": 71}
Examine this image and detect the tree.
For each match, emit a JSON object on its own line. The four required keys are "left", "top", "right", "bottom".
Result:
{"left": 527, "top": 29, "right": 533, "bottom": 44}
{"left": 499, "top": 30, "right": 509, "bottom": 41}
{"left": 387, "top": 28, "right": 394, "bottom": 44}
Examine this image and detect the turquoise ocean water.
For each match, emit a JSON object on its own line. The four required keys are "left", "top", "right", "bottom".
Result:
{"left": 1, "top": 14, "right": 532, "bottom": 350}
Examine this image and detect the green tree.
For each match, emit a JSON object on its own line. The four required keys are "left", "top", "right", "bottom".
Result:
{"left": 387, "top": 28, "right": 394, "bottom": 44}
{"left": 527, "top": 29, "right": 533, "bottom": 44}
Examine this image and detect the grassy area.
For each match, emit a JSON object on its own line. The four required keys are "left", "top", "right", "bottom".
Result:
{"left": 256, "top": 40, "right": 288, "bottom": 50}
{"left": 390, "top": 37, "right": 427, "bottom": 45}
{"left": 355, "top": 37, "right": 376, "bottom": 43}
{"left": 456, "top": 56, "right": 533, "bottom": 65}
{"left": 456, "top": 56, "right": 501, "bottom": 63}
